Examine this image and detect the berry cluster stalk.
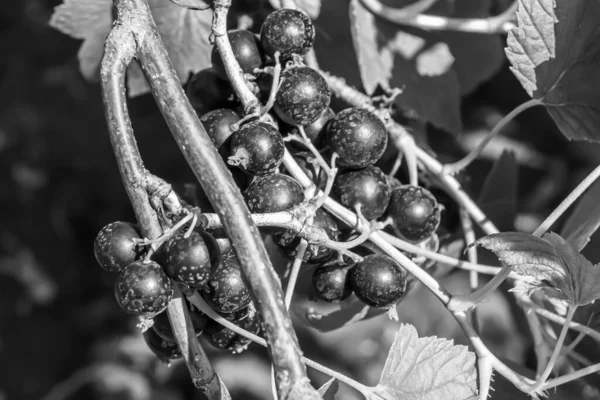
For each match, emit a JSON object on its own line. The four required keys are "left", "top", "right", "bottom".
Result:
{"left": 102, "top": 0, "right": 318, "bottom": 399}
{"left": 100, "top": 23, "right": 227, "bottom": 398}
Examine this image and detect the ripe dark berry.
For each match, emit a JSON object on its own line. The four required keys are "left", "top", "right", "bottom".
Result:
{"left": 327, "top": 108, "right": 388, "bottom": 168}
{"left": 186, "top": 68, "right": 235, "bottom": 115}
{"left": 274, "top": 66, "right": 330, "bottom": 126}
{"left": 211, "top": 29, "right": 265, "bottom": 78}
{"left": 260, "top": 9, "right": 315, "bottom": 59}
{"left": 388, "top": 185, "right": 441, "bottom": 242}
{"left": 114, "top": 261, "right": 173, "bottom": 318}
{"left": 204, "top": 307, "right": 262, "bottom": 353}
{"left": 312, "top": 260, "right": 353, "bottom": 303}
{"left": 202, "top": 257, "right": 251, "bottom": 313}
{"left": 349, "top": 254, "right": 407, "bottom": 308}
{"left": 229, "top": 121, "right": 284, "bottom": 176}
{"left": 94, "top": 221, "right": 140, "bottom": 273}
{"left": 165, "top": 229, "right": 221, "bottom": 287}
{"left": 277, "top": 208, "right": 340, "bottom": 262}
{"left": 244, "top": 173, "right": 304, "bottom": 213}
{"left": 152, "top": 307, "right": 208, "bottom": 342}
{"left": 333, "top": 166, "right": 391, "bottom": 220}
{"left": 200, "top": 108, "right": 240, "bottom": 149}
{"left": 143, "top": 329, "right": 182, "bottom": 361}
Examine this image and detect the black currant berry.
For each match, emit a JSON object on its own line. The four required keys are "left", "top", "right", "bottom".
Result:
{"left": 274, "top": 66, "right": 330, "bottom": 126}
{"left": 327, "top": 108, "right": 388, "bottom": 168}
{"left": 204, "top": 307, "right": 261, "bottom": 352}
{"left": 349, "top": 254, "right": 407, "bottom": 308}
{"left": 143, "top": 329, "right": 182, "bottom": 361}
{"left": 333, "top": 166, "right": 391, "bottom": 220}
{"left": 114, "top": 260, "right": 173, "bottom": 318}
{"left": 211, "top": 29, "right": 265, "bottom": 78}
{"left": 388, "top": 185, "right": 441, "bottom": 242}
{"left": 200, "top": 108, "right": 240, "bottom": 149}
{"left": 165, "top": 229, "right": 221, "bottom": 287}
{"left": 228, "top": 121, "right": 284, "bottom": 176}
{"left": 260, "top": 9, "right": 315, "bottom": 59}
{"left": 244, "top": 173, "right": 304, "bottom": 213}
{"left": 277, "top": 208, "right": 339, "bottom": 262}
{"left": 94, "top": 221, "right": 140, "bottom": 273}
{"left": 202, "top": 257, "right": 251, "bottom": 313}
{"left": 186, "top": 68, "right": 235, "bottom": 115}
{"left": 312, "top": 260, "right": 353, "bottom": 303}
{"left": 152, "top": 306, "right": 208, "bottom": 342}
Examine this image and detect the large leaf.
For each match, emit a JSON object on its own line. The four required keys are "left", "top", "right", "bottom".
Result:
{"left": 49, "top": 0, "right": 213, "bottom": 97}
{"left": 505, "top": 0, "right": 600, "bottom": 141}
{"left": 471, "top": 232, "right": 600, "bottom": 306}
{"left": 477, "top": 151, "right": 518, "bottom": 232}
{"left": 560, "top": 178, "right": 600, "bottom": 251}
{"left": 371, "top": 324, "right": 477, "bottom": 400}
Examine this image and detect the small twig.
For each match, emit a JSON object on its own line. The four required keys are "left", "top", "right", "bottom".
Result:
{"left": 460, "top": 208, "right": 480, "bottom": 332}
{"left": 260, "top": 52, "right": 282, "bottom": 115}
{"left": 360, "top": 0, "right": 518, "bottom": 34}
{"left": 297, "top": 126, "right": 332, "bottom": 175}
{"left": 533, "top": 164, "right": 600, "bottom": 237}
{"left": 443, "top": 98, "right": 541, "bottom": 175}
{"left": 530, "top": 306, "right": 577, "bottom": 391}
{"left": 212, "top": 0, "right": 260, "bottom": 116}
{"left": 285, "top": 239, "right": 308, "bottom": 308}
{"left": 541, "top": 361, "right": 600, "bottom": 391}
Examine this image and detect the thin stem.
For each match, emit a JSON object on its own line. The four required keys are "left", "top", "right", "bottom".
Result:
{"left": 297, "top": 126, "right": 332, "bottom": 175}
{"left": 360, "top": 0, "right": 518, "bottom": 34}
{"left": 380, "top": 231, "right": 503, "bottom": 275}
{"left": 448, "top": 265, "right": 512, "bottom": 312}
{"left": 562, "top": 331, "right": 587, "bottom": 358}
{"left": 188, "top": 293, "right": 374, "bottom": 396}
{"left": 443, "top": 98, "right": 541, "bottom": 175}
{"left": 534, "top": 306, "right": 577, "bottom": 388}
{"left": 460, "top": 208, "right": 479, "bottom": 331}
{"left": 285, "top": 239, "right": 308, "bottom": 308}
{"left": 541, "top": 361, "right": 600, "bottom": 391}
{"left": 116, "top": 0, "right": 315, "bottom": 397}
{"left": 212, "top": 0, "right": 260, "bottom": 115}
{"left": 260, "top": 52, "right": 281, "bottom": 115}
{"left": 522, "top": 300, "right": 600, "bottom": 343}
{"left": 533, "top": 164, "right": 600, "bottom": 237}
{"left": 167, "top": 289, "right": 225, "bottom": 396}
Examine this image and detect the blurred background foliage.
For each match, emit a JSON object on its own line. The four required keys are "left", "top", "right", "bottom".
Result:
{"left": 2, "top": 1, "right": 600, "bottom": 399}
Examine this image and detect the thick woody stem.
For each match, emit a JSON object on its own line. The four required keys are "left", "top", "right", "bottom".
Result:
{"left": 100, "top": 20, "right": 226, "bottom": 398}
{"left": 108, "top": 1, "right": 318, "bottom": 398}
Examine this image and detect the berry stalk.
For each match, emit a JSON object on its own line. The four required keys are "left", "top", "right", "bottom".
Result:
{"left": 113, "top": 1, "right": 319, "bottom": 398}
{"left": 100, "top": 20, "right": 226, "bottom": 398}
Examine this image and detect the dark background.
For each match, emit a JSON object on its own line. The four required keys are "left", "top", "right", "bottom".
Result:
{"left": 1, "top": 1, "right": 600, "bottom": 400}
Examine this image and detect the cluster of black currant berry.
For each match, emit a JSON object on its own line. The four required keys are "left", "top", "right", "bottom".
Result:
{"left": 94, "top": 220, "right": 261, "bottom": 360}
{"left": 94, "top": 7, "right": 443, "bottom": 362}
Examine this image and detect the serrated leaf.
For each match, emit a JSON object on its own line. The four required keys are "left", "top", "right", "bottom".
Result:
{"left": 471, "top": 232, "right": 600, "bottom": 306}
{"left": 560, "top": 178, "right": 600, "bottom": 251}
{"left": 49, "top": 0, "right": 212, "bottom": 97}
{"left": 349, "top": 0, "right": 461, "bottom": 133}
{"left": 317, "top": 378, "right": 339, "bottom": 400}
{"left": 505, "top": 0, "right": 600, "bottom": 142}
{"left": 372, "top": 324, "right": 477, "bottom": 400}
{"left": 477, "top": 151, "right": 518, "bottom": 232}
